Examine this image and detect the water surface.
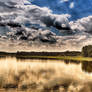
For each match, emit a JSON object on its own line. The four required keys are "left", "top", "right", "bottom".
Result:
{"left": 0, "top": 57, "right": 92, "bottom": 92}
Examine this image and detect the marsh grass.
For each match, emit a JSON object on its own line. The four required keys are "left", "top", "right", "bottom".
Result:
{"left": 0, "top": 57, "right": 92, "bottom": 92}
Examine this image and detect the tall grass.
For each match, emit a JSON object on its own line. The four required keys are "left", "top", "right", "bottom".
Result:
{"left": 0, "top": 57, "right": 92, "bottom": 92}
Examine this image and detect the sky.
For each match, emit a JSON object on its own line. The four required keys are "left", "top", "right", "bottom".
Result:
{"left": 29, "top": 0, "right": 92, "bottom": 20}
{"left": 0, "top": 0, "right": 92, "bottom": 52}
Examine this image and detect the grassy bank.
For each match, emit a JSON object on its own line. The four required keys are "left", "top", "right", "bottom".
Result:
{"left": 16, "top": 55, "right": 92, "bottom": 62}
{"left": 0, "top": 51, "right": 92, "bottom": 62}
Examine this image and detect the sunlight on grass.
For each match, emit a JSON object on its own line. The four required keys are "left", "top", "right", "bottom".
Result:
{"left": 17, "top": 55, "right": 92, "bottom": 62}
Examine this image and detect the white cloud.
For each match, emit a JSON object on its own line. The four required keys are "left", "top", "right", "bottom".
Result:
{"left": 60, "top": 0, "right": 69, "bottom": 3}
{"left": 0, "top": 0, "right": 28, "bottom": 5}
{"left": 70, "top": 16, "right": 92, "bottom": 33}
{"left": 69, "top": 2, "right": 74, "bottom": 8}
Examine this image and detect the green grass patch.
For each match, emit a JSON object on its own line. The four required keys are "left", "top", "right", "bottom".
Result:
{"left": 16, "top": 55, "right": 92, "bottom": 62}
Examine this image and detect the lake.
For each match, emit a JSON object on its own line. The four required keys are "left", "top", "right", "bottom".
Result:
{"left": 0, "top": 57, "right": 92, "bottom": 92}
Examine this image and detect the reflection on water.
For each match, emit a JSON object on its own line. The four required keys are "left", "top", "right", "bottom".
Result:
{"left": 0, "top": 57, "right": 92, "bottom": 92}
{"left": 0, "top": 56, "right": 91, "bottom": 73}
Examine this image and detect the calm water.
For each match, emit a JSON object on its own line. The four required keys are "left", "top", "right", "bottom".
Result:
{"left": 0, "top": 56, "right": 91, "bottom": 73}
{"left": 0, "top": 57, "right": 92, "bottom": 92}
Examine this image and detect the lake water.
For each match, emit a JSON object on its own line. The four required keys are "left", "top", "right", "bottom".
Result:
{"left": 0, "top": 57, "right": 92, "bottom": 92}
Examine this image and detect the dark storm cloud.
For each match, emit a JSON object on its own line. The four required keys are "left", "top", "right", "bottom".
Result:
{"left": 7, "top": 27, "right": 57, "bottom": 44}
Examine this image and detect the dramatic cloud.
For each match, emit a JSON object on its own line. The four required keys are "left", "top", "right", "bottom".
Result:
{"left": 0, "top": 0, "right": 92, "bottom": 51}
{"left": 70, "top": 16, "right": 92, "bottom": 34}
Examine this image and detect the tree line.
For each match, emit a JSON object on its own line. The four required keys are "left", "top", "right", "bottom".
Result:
{"left": 0, "top": 45, "right": 92, "bottom": 57}
{"left": 16, "top": 51, "right": 81, "bottom": 57}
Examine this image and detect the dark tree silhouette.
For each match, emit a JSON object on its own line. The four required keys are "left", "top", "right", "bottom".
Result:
{"left": 82, "top": 45, "right": 92, "bottom": 57}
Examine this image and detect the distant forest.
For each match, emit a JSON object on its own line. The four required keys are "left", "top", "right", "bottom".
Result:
{"left": 0, "top": 45, "right": 92, "bottom": 57}
{"left": 16, "top": 51, "right": 81, "bottom": 57}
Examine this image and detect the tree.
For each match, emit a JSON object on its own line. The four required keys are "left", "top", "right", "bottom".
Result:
{"left": 82, "top": 45, "right": 92, "bottom": 57}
